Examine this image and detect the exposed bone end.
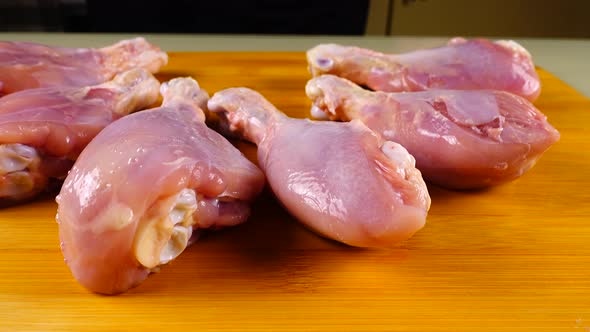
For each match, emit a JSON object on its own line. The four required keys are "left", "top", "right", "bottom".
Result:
{"left": 314, "top": 58, "right": 334, "bottom": 72}
{"left": 305, "top": 75, "right": 367, "bottom": 122}
{"left": 133, "top": 188, "right": 198, "bottom": 270}
{"left": 160, "top": 77, "right": 209, "bottom": 122}
{"left": 310, "top": 105, "right": 330, "bottom": 120}
{"left": 306, "top": 78, "right": 340, "bottom": 120}
{"left": 100, "top": 37, "right": 169, "bottom": 76}
{"left": 305, "top": 79, "right": 323, "bottom": 101}
{"left": 305, "top": 82, "right": 332, "bottom": 120}
{"left": 106, "top": 69, "right": 160, "bottom": 116}
{"left": 207, "top": 88, "right": 281, "bottom": 145}
{"left": 306, "top": 45, "right": 334, "bottom": 76}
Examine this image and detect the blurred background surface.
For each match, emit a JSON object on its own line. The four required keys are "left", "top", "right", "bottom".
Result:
{"left": 1, "top": 0, "right": 588, "bottom": 38}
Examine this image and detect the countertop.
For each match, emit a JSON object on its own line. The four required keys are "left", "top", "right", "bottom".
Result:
{"left": 1, "top": 52, "right": 589, "bottom": 331}
{"left": 1, "top": 33, "right": 588, "bottom": 97}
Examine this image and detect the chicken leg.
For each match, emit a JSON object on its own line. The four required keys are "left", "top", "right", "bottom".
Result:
{"left": 0, "top": 37, "right": 167, "bottom": 95}
{"left": 306, "top": 75, "right": 560, "bottom": 189}
{"left": 208, "top": 87, "right": 430, "bottom": 248}
{"left": 307, "top": 38, "right": 541, "bottom": 101}
{"left": 57, "top": 78, "right": 265, "bottom": 294}
{"left": 0, "top": 68, "right": 160, "bottom": 204}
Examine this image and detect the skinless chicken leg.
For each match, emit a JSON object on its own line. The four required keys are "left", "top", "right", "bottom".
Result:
{"left": 0, "top": 68, "right": 160, "bottom": 204}
{"left": 307, "top": 38, "right": 541, "bottom": 101}
{"left": 208, "top": 88, "right": 431, "bottom": 248}
{"left": 57, "top": 78, "right": 265, "bottom": 295}
{"left": 0, "top": 37, "right": 168, "bottom": 95}
{"left": 306, "top": 75, "right": 560, "bottom": 189}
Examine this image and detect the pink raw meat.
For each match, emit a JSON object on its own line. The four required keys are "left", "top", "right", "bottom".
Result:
{"left": 57, "top": 78, "right": 265, "bottom": 294}
{"left": 208, "top": 87, "right": 430, "bottom": 249}
{"left": 306, "top": 75, "right": 560, "bottom": 189}
{"left": 0, "top": 37, "right": 167, "bottom": 95}
{"left": 307, "top": 38, "right": 541, "bottom": 101}
{"left": 0, "top": 68, "right": 160, "bottom": 204}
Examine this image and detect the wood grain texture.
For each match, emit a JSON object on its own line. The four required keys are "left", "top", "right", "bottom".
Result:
{"left": 1, "top": 52, "right": 589, "bottom": 332}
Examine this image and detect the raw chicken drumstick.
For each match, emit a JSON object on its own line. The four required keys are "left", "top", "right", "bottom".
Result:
{"left": 57, "top": 78, "right": 265, "bottom": 295}
{"left": 306, "top": 75, "right": 560, "bottom": 189}
{"left": 307, "top": 38, "right": 541, "bottom": 101}
{"left": 0, "top": 37, "right": 167, "bottom": 95}
{"left": 208, "top": 87, "right": 430, "bottom": 248}
{"left": 0, "top": 68, "right": 160, "bottom": 204}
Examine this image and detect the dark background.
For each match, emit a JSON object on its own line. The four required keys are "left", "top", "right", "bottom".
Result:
{"left": 0, "top": 0, "right": 370, "bottom": 35}
{"left": 1, "top": 0, "right": 588, "bottom": 38}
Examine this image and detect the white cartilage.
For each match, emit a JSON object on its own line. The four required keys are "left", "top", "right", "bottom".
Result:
{"left": 133, "top": 188, "right": 198, "bottom": 269}
{"left": 0, "top": 144, "right": 39, "bottom": 174}
{"left": 314, "top": 57, "right": 334, "bottom": 71}
{"left": 0, "top": 144, "right": 42, "bottom": 199}
{"left": 311, "top": 105, "right": 329, "bottom": 120}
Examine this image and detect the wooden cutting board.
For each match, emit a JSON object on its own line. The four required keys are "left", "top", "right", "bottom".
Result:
{"left": 1, "top": 52, "right": 589, "bottom": 332}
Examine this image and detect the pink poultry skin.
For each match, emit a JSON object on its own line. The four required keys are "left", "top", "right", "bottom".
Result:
{"left": 307, "top": 38, "right": 541, "bottom": 101}
{"left": 0, "top": 68, "right": 160, "bottom": 204}
{"left": 208, "top": 87, "right": 430, "bottom": 249}
{"left": 0, "top": 37, "right": 167, "bottom": 95}
{"left": 306, "top": 75, "right": 560, "bottom": 189}
{"left": 57, "top": 78, "right": 264, "bottom": 295}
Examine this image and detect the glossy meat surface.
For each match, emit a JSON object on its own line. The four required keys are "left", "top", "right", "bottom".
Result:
{"left": 57, "top": 78, "right": 265, "bottom": 294}
{"left": 306, "top": 75, "right": 560, "bottom": 189}
{"left": 307, "top": 38, "right": 541, "bottom": 101}
{"left": 0, "top": 69, "right": 160, "bottom": 204}
{"left": 208, "top": 87, "right": 430, "bottom": 248}
{"left": 0, "top": 37, "right": 167, "bottom": 95}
